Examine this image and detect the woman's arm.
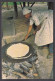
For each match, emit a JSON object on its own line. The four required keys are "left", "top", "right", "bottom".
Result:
{"left": 35, "top": 24, "right": 41, "bottom": 31}
{"left": 25, "top": 25, "right": 32, "bottom": 40}
{"left": 33, "top": 24, "right": 41, "bottom": 34}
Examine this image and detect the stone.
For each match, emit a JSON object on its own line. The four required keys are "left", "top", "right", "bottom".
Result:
{"left": 2, "top": 62, "right": 8, "bottom": 68}
{"left": 2, "top": 73, "right": 7, "bottom": 79}
{"left": 35, "top": 60, "right": 39, "bottom": 64}
{"left": 6, "top": 74, "right": 18, "bottom": 79}
{"left": 36, "top": 64, "right": 40, "bottom": 68}
{"left": 7, "top": 62, "right": 12, "bottom": 67}
{"left": 27, "top": 69, "right": 34, "bottom": 78}
{"left": 2, "top": 39, "right": 5, "bottom": 46}
{"left": 14, "top": 63, "right": 20, "bottom": 70}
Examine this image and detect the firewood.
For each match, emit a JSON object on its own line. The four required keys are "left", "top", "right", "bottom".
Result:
{"left": 22, "top": 61, "right": 32, "bottom": 68}
{"left": 20, "top": 64, "right": 29, "bottom": 72}
{"left": 13, "top": 72, "right": 28, "bottom": 79}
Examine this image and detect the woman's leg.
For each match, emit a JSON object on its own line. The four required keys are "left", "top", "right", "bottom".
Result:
{"left": 47, "top": 43, "right": 53, "bottom": 59}
{"left": 49, "top": 43, "right": 53, "bottom": 54}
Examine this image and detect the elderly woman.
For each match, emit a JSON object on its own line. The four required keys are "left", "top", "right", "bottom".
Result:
{"left": 22, "top": 7, "right": 53, "bottom": 58}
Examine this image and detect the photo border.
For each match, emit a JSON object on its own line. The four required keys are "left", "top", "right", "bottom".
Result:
{"left": 0, "top": 0, "right": 55, "bottom": 81}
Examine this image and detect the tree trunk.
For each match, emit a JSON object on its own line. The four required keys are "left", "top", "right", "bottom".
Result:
{"left": 13, "top": 2, "right": 18, "bottom": 18}
{"left": 48, "top": 2, "right": 54, "bottom": 10}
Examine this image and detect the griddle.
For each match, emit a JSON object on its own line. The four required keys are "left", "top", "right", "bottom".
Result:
{"left": 2, "top": 42, "right": 36, "bottom": 63}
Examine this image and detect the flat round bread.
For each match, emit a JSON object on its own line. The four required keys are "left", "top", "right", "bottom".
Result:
{"left": 6, "top": 43, "right": 29, "bottom": 58}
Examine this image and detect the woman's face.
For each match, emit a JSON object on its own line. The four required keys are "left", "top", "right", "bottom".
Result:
{"left": 25, "top": 13, "right": 31, "bottom": 19}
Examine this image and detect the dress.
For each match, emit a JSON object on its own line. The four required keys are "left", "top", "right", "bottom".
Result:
{"left": 30, "top": 10, "right": 53, "bottom": 46}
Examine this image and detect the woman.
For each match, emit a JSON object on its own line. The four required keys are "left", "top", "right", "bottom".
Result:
{"left": 22, "top": 7, "right": 53, "bottom": 58}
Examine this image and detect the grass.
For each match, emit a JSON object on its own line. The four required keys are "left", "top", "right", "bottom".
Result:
{"left": 2, "top": 2, "right": 21, "bottom": 6}
{"left": 2, "top": 2, "right": 47, "bottom": 6}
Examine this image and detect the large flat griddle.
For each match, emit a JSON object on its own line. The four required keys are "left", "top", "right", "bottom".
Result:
{"left": 2, "top": 42, "right": 35, "bottom": 63}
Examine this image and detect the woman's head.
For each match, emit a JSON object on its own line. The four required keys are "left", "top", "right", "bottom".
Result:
{"left": 24, "top": 13, "right": 31, "bottom": 19}
{"left": 23, "top": 7, "right": 32, "bottom": 19}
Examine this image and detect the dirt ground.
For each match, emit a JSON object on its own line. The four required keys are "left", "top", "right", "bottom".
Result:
{"left": 2, "top": 3, "right": 53, "bottom": 79}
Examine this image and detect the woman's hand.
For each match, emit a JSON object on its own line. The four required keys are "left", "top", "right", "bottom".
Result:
{"left": 37, "top": 25, "right": 41, "bottom": 31}
{"left": 25, "top": 34, "right": 28, "bottom": 40}
{"left": 25, "top": 25, "right": 32, "bottom": 40}
{"left": 33, "top": 31, "right": 36, "bottom": 35}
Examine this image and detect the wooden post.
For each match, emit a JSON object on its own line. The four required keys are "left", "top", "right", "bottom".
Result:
{"left": 28, "top": 2, "right": 29, "bottom": 7}
{"left": 30, "top": 2, "right": 35, "bottom": 7}
{"left": 19, "top": 2, "right": 23, "bottom": 9}
{"left": 13, "top": 2, "right": 18, "bottom": 18}
{"left": 48, "top": 2, "right": 54, "bottom": 10}
{"left": 23, "top": 2, "right": 25, "bottom": 7}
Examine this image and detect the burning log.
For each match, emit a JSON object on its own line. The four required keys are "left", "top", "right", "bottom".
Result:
{"left": 22, "top": 61, "right": 32, "bottom": 68}
{"left": 20, "top": 64, "right": 29, "bottom": 72}
{"left": 14, "top": 68, "right": 23, "bottom": 73}
{"left": 13, "top": 71, "right": 28, "bottom": 79}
